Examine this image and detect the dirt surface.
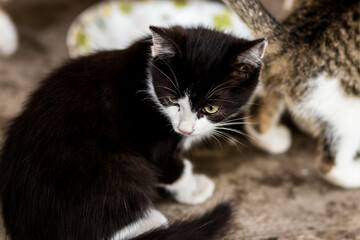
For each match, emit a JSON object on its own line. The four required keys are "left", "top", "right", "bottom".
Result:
{"left": 0, "top": 0, "right": 359, "bottom": 239}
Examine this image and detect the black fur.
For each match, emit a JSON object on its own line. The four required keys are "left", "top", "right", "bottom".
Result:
{"left": 0, "top": 26, "right": 263, "bottom": 240}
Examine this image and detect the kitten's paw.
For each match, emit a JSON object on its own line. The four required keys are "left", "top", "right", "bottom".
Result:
{"left": 173, "top": 174, "right": 215, "bottom": 205}
{"left": 163, "top": 160, "right": 215, "bottom": 205}
{"left": 322, "top": 161, "right": 360, "bottom": 188}
{"left": 246, "top": 124, "right": 292, "bottom": 154}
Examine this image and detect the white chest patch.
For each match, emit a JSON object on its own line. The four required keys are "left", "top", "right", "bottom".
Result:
{"left": 298, "top": 74, "right": 360, "bottom": 139}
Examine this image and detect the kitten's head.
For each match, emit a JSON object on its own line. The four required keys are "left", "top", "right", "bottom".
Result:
{"left": 148, "top": 26, "right": 267, "bottom": 139}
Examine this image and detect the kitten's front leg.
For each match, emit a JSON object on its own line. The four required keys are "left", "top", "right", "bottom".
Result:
{"left": 160, "top": 158, "right": 215, "bottom": 204}
{"left": 161, "top": 159, "right": 215, "bottom": 205}
{"left": 153, "top": 138, "right": 215, "bottom": 205}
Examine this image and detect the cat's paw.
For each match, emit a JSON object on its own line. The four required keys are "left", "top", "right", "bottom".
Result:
{"left": 246, "top": 124, "right": 292, "bottom": 154}
{"left": 322, "top": 161, "right": 360, "bottom": 188}
{"left": 173, "top": 174, "right": 215, "bottom": 205}
{"left": 163, "top": 160, "right": 215, "bottom": 205}
{"left": 0, "top": 8, "right": 18, "bottom": 56}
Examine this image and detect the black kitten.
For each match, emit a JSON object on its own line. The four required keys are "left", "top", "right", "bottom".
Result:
{"left": 0, "top": 26, "right": 266, "bottom": 240}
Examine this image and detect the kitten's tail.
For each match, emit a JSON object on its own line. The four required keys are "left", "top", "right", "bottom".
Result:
{"left": 130, "top": 202, "right": 233, "bottom": 240}
{"left": 223, "top": 0, "right": 295, "bottom": 54}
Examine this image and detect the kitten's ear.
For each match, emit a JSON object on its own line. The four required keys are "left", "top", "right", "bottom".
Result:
{"left": 149, "top": 26, "right": 179, "bottom": 58}
{"left": 237, "top": 38, "right": 268, "bottom": 68}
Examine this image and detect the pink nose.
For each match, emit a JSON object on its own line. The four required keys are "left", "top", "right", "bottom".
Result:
{"left": 178, "top": 128, "right": 193, "bottom": 135}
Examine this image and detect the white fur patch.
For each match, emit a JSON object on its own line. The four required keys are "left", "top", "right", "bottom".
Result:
{"left": 298, "top": 75, "right": 360, "bottom": 188}
{"left": 111, "top": 208, "right": 168, "bottom": 240}
{"left": 246, "top": 124, "right": 292, "bottom": 154}
{"left": 0, "top": 7, "right": 18, "bottom": 56}
{"left": 174, "top": 96, "right": 197, "bottom": 134}
{"left": 162, "top": 159, "right": 215, "bottom": 205}
{"left": 324, "top": 158, "right": 360, "bottom": 188}
{"left": 164, "top": 96, "right": 216, "bottom": 136}
{"left": 299, "top": 75, "right": 360, "bottom": 140}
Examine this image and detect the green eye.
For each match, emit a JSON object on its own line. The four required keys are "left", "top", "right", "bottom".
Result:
{"left": 168, "top": 96, "right": 178, "bottom": 104}
{"left": 203, "top": 105, "right": 220, "bottom": 114}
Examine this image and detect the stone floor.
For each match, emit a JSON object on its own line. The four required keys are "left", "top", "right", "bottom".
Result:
{"left": 0, "top": 0, "right": 359, "bottom": 239}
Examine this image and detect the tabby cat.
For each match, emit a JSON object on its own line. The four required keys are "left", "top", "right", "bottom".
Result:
{"left": 0, "top": 26, "right": 267, "bottom": 239}
{"left": 223, "top": 0, "right": 360, "bottom": 188}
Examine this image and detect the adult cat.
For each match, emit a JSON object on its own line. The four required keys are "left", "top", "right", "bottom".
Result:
{"left": 0, "top": 26, "right": 267, "bottom": 240}
{"left": 223, "top": 0, "right": 360, "bottom": 188}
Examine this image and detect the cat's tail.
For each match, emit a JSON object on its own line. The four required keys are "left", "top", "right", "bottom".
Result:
{"left": 223, "top": 0, "right": 295, "bottom": 54}
{"left": 130, "top": 202, "right": 233, "bottom": 240}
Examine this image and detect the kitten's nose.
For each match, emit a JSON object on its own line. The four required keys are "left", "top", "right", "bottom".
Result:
{"left": 178, "top": 128, "right": 193, "bottom": 135}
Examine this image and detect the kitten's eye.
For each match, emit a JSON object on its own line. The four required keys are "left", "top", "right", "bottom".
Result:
{"left": 203, "top": 105, "right": 220, "bottom": 114}
{"left": 168, "top": 96, "right": 178, "bottom": 104}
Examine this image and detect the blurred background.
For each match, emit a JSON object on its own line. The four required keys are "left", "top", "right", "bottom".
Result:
{"left": 0, "top": 0, "right": 359, "bottom": 239}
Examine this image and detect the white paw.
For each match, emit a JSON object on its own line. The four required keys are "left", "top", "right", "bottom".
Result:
{"left": 323, "top": 161, "right": 360, "bottom": 188}
{"left": 0, "top": 8, "right": 18, "bottom": 56}
{"left": 173, "top": 174, "right": 215, "bottom": 205}
{"left": 246, "top": 124, "right": 292, "bottom": 154}
{"left": 163, "top": 160, "right": 215, "bottom": 205}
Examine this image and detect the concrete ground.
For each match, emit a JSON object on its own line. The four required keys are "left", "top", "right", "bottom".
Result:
{"left": 0, "top": 0, "right": 359, "bottom": 239}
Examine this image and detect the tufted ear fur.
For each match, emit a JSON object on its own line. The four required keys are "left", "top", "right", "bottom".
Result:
{"left": 149, "top": 26, "right": 179, "bottom": 58}
{"left": 237, "top": 38, "right": 267, "bottom": 68}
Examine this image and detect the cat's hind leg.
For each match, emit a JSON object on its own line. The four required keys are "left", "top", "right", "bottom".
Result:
{"left": 318, "top": 132, "right": 360, "bottom": 188}
{"left": 245, "top": 90, "right": 292, "bottom": 154}
{"left": 162, "top": 159, "right": 215, "bottom": 205}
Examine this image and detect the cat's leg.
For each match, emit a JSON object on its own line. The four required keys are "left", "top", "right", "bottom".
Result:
{"left": 152, "top": 139, "right": 215, "bottom": 205}
{"left": 245, "top": 90, "right": 292, "bottom": 154}
{"left": 317, "top": 132, "right": 360, "bottom": 188}
{"left": 111, "top": 208, "right": 168, "bottom": 240}
{"left": 161, "top": 159, "right": 215, "bottom": 205}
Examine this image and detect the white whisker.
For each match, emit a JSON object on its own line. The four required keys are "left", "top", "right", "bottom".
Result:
{"left": 209, "top": 135, "right": 223, "bottom": 150}
{"left": 205, "top": 80, "right": 237, "bottom": 100}
{"left": 208, "top": 99, "right": 238, "bottom": 104}
{"left": 215, "top": 127, "right": 252, "bottom": 140}
{"left": 206, "top": 85, "right": 236, "bottom": 101}
{"left": 213, "top": 130, "right": 246, "bottom": 151}
{"left": 149, "top": 61, "right": 180, "bottom": 93}
{"left": 157, "top": 86, "right": 177, "bottom": 94}
{"left": 161, "top": 59, "right": 180, "bottom": 90}
{"left": 217, "top": 122, "right": 248, "bottom": 126}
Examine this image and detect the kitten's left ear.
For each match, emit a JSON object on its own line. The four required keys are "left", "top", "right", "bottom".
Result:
{"left": 149, "top": 26, "right": 181, "bottom": 58}
{"left": 237, "top": 38, "right": 268, "bottom": 68}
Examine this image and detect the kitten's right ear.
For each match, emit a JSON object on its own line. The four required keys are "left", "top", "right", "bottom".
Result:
{"left": 149, "top": 26, "right": 178, "bottom": 58}
{"left": 237, "top": 38, "right": 268, "bottom": 68}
